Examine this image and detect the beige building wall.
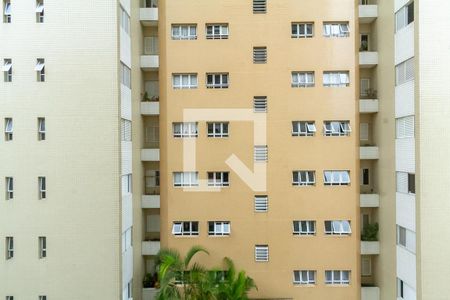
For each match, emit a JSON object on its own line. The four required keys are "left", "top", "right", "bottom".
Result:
{"left": 0, "top": 1, "right": 122, "bottom": 299}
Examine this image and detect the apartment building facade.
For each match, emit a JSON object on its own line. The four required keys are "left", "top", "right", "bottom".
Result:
{"left": 2, "top": 0, "right": 450, "bottom": 300}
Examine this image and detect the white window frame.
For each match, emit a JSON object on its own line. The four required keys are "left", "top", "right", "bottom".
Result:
{"left": 207, "top": 122, "right": 229, "bottom": 137}
{"left": 396, "top": 115, "right": 414, "bottom": 138}
{"left": 395, "top": 2, "right": 414, "bottom": 32}
{"left": 292, "top": 121, "right": 316, "bottom": 136}
{"left": 35, "top": 58, "right": 45, "bottom": 82}
{"left": 4, "top": 117, "right": 12, "bottom": 141}
{"left": 323, "top": 121, "right": 351, "bottom": 136}
{"left": 171, "top": 24, "right": 197, "bottom": 40}
{"left": 395, "top": 58, "right": 414, "bottom": 86}
{"left": 172, "top": 221, "right": 199, "bottom": 236}
{"left": 36, "top": 1, "right": 44, "bottom": 23}
{"left": 120, "top": 6, "right": 130, "bottom": 34}
{"left": 323, "top": 23, "right": 350, "bottom": 37}
{"left": 39, "top": 236, "right": 47, "bottom": 258}
{"left": 206, "top": 73, "right": 229, "bottom": 89}
{"left": 323, "top": 71, "right": 350, "bottom": 87}
{"left": 291, "top": 71, "right": 315, "bottom": 87}
{"left": 208, "top": 221, "right": 230, "bottom": 236}
{"left": 293, "top": 270, "right": 316, "bottom": 285}
{"left": 4, "top": 0, "right": 11, "bottom": 23}
{"left": 121, "top": 119, "right": 132, "bottom": 141}
{"left": 206, "top": 24, "right": 229, "bottom": 39}
{"left": 173, "top": 172, "right": 199, "bottom": 187}
{"left": 323, "top": 170, "right": 350, "bottom": 186}
{"left": 120, "top": 63, "right": 131, "bottom": 88}
{"left": 291, "top": 23, "right": 314, "bottom": 38}
{"left": 3, "top": 59, "right": 12, "bottom": 82}
{"left": 292, "top": 171, "right": 315, "bottom": 186}
{"left": 255, "top": 245, "right": 269, "bottom": 262}
{"left": 207, "top": 172, "right": 229, "bottom": 187}
{"left": 325, "top": 270, "right": 350, "bottom": 285}
{"left": 38, "top": 117, "right": 46, "bottom": 140}
{"left": 173, "top": 122, "right": 198, "bottom": 138}
{"left": 293, "top": 221, "right": 316, "bottom": 235}
{"left": 38, "top": 176, "right": 46, "bottom": 199}
{"left": 6, "top": 236, "right": 13, "bottom": 259}
{"left": 6, "top": 177, "right": 13, "bottom": 200}
{"left": 172, "top": 73, "right": 198, "bottom": 89}
{"left": 324, "top": 220, "right": 352, "bottom": 235}
{"left": 254, "top": 195, "right": 268, "bottom": 212}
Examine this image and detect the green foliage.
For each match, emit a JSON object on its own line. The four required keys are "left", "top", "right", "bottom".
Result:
{"left": 155, "top": 247, "right": 257, "bottom": 300}
{"left": 361, "top": 223, "right": 379, "bottom": 241}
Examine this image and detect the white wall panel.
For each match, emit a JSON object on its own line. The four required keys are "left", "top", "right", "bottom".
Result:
{"left": 120, "top": 29, "right": 132, "bottom": 68}
{"left": 397, "top": 246, "right": 417, "bottom": 289}
{"left": 121, "top": 141, "right": 132, "bottom": 175}
{"left": 395, "top": 80, "right": 415, "bottom": 118}
{"left": 396, "top": 192, "right": 416, "bottom": 231}
{"left": 395, "top": 25, "right": 414, "bottom": 65}
{"left": 396, "top": 138, "right": 415, "bottom": 173}
{"left": 122, "top": 194, "right": 133, "bottom": 232}
{"left": 121, "top": 84, "right": 132, "bottom": 120}
{"left": 122, "top": 245, "right": 133, "bottom": 289}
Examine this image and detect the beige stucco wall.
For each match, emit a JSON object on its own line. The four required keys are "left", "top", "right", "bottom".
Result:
{"left": 0, "top": 1, "right": 122, "bottom": 299}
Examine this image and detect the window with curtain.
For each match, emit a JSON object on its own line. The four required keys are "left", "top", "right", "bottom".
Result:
{"left": 323, "top": 171, "right": 350, "bottom": 185}
{"left": 171, "top": 24, "right": 197, "bottom": 40}
{"left": 323, "top": 23, "right": 349, "bottom": 37}
{"left": 323, "top": 71, "right": 350, "bottom": 87}
{"left": 291, "top": 71, "right": 314, "bottom": 87}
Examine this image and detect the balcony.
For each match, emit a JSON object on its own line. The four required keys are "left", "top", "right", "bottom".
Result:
{"left": 361, "top": 241, "right": 380, "bottom": 255}
{"left": 360, "top": 146, "right": 379, "bottom": 160}
{"left": 360, "top": 194, "right": 380, "bottom": 207}
{"left": 361, "top": 286, "right": 380, "bottom": 300}
{"left": 359, "top": 99, "right": 379, "bottom": 113}
{"left": 359, "top": 51, "right": 378, "bottom": 68}
{"left": 142, "top": 240, "right": 160, "bottom": 256}
{"left": 141, "top": 102, "right": 159, "bottom": 115}
{"left": 142, "top": 195, "right": 160, "bottom": 209}
{"left": 141, "top": 55, "right": 159, "bottom": 71}
{"left": 359, "top": 4, "right": 378, "bottom": 24}
{"left": 143, "top": 288, "right": 158, "bottom": 300}
{"left": 140, "top": 0, "right": 158, "bottom": 27}
{"left": 141, "top": 149, "right": 160, "bottom": 161}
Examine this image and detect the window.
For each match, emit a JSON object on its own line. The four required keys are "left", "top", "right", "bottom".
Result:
{"left": 6, "top": 297, "right": 13, "bottom": 300}
{"left": 396, "top": 172, "right": 415, "bottom": 194}
{"left": 3, "top": 59, "right": 12, "bottom": 82}
{"left": 206, "top": 73, "right": 229, "bottom": 89}
{"left": 396, "top": 115, "right": 414, "bottom": 138}
{"left": 395, "top": 58, "right": 414, "bottom": 85}
{"left": 172, "top": 221, "right": 199, "bottom": 236}
{"left": 254, "top": 195, "right": 268, "bottom": 212}
{"left": 360, "top": 34, "right": 369, "bottom": 51}
{"left": 122, "top": 227, "right": 132, "bottom": 252}
{"left": 38, "top": 118, "right": 46, "bottom": 140}
{"left": 4, "top": 118, "right": 13, "bottom": 141}
{"left": 397, "top": 225, "right": 416, "bottom": 253}
{"left": 171, "top": 24, "right": 197, "bottom": 40}
{"left": 292, "top": 121, "right": 316, "bottom": 136}
{"left": 291, "top": 23, "right": 313, "bottom": 38}
{"left": 395, "top": 1, "right": 414, "bottom": 32}
{"left": 360, "top": 123, "right": 369, "bottom": 141}
{"left": 325, "top": 270, "right": 350, "bottom": 285}
{"left": 253, "top": 0, "right": 266, "bottom": 13}
{"left": 206, "top": 24, "right": 229, "bottom": 39}
{"left": 6, "top": 237, "right": 13, "bottom": 259}
{"left": 293, "top": 221, "right": 316, "bottom": 235}
{"left": 121, "top": 174, "right": 132, "bottom": 194}
{"left": 173, "top": 172, "right": 199, "bottom": 187}
{"left": 127, "top": 280, "right": 132, "bottom": 299}
{"left": 173, "top": 122, "right": 198, "bottom": 138}
{"left": 254, "top": 145, "right": 268, "bottom": 162}
{"left": 35, "top": 58, "right": 45, "bottom": 82}
{"left": 36, "top": 0, "right": 44, "bottom": 23}
{"left": 293, "top": 270, "right": 316, "bottom": 285}
{"left": 324, "top": 171, "right": 350, "bottom": 186}
{"left": 5, "top": 177, "right": 13, "bottom": 200}
{"left": 292, "top": 171, "right": 315, "bottom": 186}
{"left": 323, "top": 23, "right": 350, "bottom": 37}
{"left": 360, "top": 78, "right": 370, "bottom": 97}
{"left": 121, "top": 119, "right": 132, "bottom": 141}
{"left": 207, "top": 122, "right": 228, "bottom": 137}
{"left": 39, "top": 236, "right": 47, "bottom": 258}
{"left": 120, "top": 63, "right": 131, "bottom": 88}
{"left": 143, "top": 0, "right": 158, "bottom": 8}
{"left": 323, "top": 71, "right": 350, "bottom": 87}
{"left": 3, "top": 0, "right": 11, "bottom": 23}
{"left": 291, "top": 72, "right": 314, "bottom": 87}
{"left": 323, "top": 121, "right": 351, "bottom": 136}
{"left": 253, "top": 47, "right": 267, "bottom": 63}
{"left": 361, "top": 256, "right": 372, "bottom": 276}
{"left": 38, "top": 176, "right": 46, "bottom": 199}
{"left": 253, "top": 96, "right": 267, "bottom": 112}
{"left": 207, "top": 172, "right": 229, "bottom": 187}
{"left": 361, "top": 168, "right": 369, "bottom": 185}
{"left": 255, "top": 245, "right": 268, "bottom": 261}
{"left": 172, "top": 73, "right": 198, "bottom": 89}
{"left": 120, "top": 6, "right": 130, "bottom": 34}
{"left": 324, "top": 221, "right": 352, "bottom": 235}
{"left": 39, "top": 296, "right": 47, "bottom": 300}
{"left": 396, "top": 278, "right": 412, "bottom": 299}
{"left": 208, "top": 221, "right": 230, "bottom": 236}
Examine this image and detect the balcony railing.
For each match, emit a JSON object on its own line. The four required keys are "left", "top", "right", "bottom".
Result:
{"left": 144, "top": 37, "right": 159, "bottom": 55}
{"left": 359, "top": 0, "right": 377, "bottom": 4}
